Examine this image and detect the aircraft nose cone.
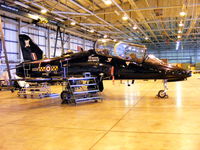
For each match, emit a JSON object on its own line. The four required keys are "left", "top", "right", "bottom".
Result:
{"left": 177, "top": 69, "right": 192, "bottom": 77}
{"left": 187, "top": 70, "right": 192, "bottom": 77}
{"left": 170, "top": 68, "right": 191, "bottom": 77}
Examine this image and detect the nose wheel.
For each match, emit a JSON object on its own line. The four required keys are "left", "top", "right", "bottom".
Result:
{"left": 157, "top": 90, "right": 168, "bottom": 98}
{"left": 157, "top": 80, "right": 168, "bottom": 98}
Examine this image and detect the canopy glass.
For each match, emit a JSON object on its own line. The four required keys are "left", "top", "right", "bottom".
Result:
{"left": 95, "top": 39, "right": 147, "bottom": 63}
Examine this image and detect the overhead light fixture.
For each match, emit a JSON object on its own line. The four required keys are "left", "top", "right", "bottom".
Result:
{"left": 51, "top": 11, "right": 89, "bottom": 16}
{"left": 41, "top": 9, "right": 47, "bottom": 14}
{"left": 71, "top": 21, "right": 76, "bottom": 25}
{"left": 178, "top": 30, "right": 182, "bottom": 33}
{"left": 128, "top": 38, "right": 133, "bottom": 41}
{"left": 102, "top": 39, "right": 107, "bottom": 43}
{"left": 28, "top": 14, "right": 39, "bottom": 20}
{"left": 14, "top": 1, "right": 29, "bottom": 8}
{"left": 177, "top": 35, "right": 181, "bottom": 39}
{"left": 103, "top": 0, "right": 112, "bottom": 5}
{"left": 122, "top": 15, "right": 128, "bottom": 21}
{"left": 55, "top": 17, "right": 64, "bottom": 22}
{"left": 133, "top": 24, "right": 138, "bottom": 30}
{"left": 180, "top": 11, "right": 186, "bottom": 17}
{"left": 145, "top": 37, "right": 149, "bottom": 40}
{"left": 89, "top": 29, "right": 94, "bottom": 33}
{"left": 179, "top": 22, "right": 184, "bottom": 27}
{"left": 104, "top": 35, "right": 108, "bottom": 38}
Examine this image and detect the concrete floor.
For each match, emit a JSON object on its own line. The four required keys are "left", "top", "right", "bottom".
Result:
{"left": 0, "top": 75, "right": 200, "bottom": 150}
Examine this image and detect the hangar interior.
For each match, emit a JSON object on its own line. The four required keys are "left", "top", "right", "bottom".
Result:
{"left": 0, "top": 0, "right": 200, "bottom": 150}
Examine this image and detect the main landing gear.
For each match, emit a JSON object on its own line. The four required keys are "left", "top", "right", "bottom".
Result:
{"left": 60, "top": 90, "right": 73, "bottom": 104}
{"left": 157, "top": 79, "right": 168, "bottom": 98}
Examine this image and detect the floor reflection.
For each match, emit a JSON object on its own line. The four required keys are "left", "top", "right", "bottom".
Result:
{"left": 176, "top": 82, "right": 182, "bottom": 107}
{"left": 124, "top": 84, "right": 140, "bottom": 106}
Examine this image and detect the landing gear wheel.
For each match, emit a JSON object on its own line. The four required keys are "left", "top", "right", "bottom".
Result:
{"left": 157, "top": 90, "right": 168, "bottom": 98}
{"left": 61, "top": 91, "right": 71, "bottom": 104}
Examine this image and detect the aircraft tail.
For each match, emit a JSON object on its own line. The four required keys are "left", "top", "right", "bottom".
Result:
{"left": 19, "top": 34, "right": 43, "bottom": 61}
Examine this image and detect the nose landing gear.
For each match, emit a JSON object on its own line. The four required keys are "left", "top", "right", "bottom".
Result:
{"left": 157, "top": 79, "right": 168, "bottom": 98}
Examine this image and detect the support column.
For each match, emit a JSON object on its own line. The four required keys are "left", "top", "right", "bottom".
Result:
{"left": 0, "top": 16, "right": 12, "bottom": 84}
{"left": 47, "top": 28, "right": 50, "bottom": 58}
{"left": 17, "top": 19, "right": 21, "bottom": 60}
{"left": 68, "top": 34, "right": 71, "bottom": 50}
{"left": 83, "top": 38, "right": 86, "bottom": 50}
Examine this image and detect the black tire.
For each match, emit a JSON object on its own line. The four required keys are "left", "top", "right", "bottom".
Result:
{"left": 158, "top": 90, "right": 167, "bottom": 98}
{"left": 60, "top": 91, "right": 71, "bottom": 104}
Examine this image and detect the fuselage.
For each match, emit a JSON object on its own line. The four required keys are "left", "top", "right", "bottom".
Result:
{"left": 16, "top": 49, "right": 191, "bottom": 82}
{"left": 16, "top": 50, "right": 112, "bottom": 79}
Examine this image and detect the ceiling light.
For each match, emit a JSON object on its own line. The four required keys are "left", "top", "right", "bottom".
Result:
{"left": 145, "top": 37, "right": 149, "bottom": 40}
{"left": 14, "top": 1, "right": 29, "bottom": 8}
{"left": 103, "top": 0, "right": 112, "bottom": 5}
{"left": 180, "top": 11, "right": 186, "bottom": 17}
{"left": 55, "top": 17, "right": 64, "bottom": 22}
{"left": 113, "top": 39, "right": 117, "bottom": 42}
{"left": 102, "top": 39, "right": 107, "bottom": 43}
{"left": 104, "top": 35, "right": 108, "bottom": 38}
{"left": 41, "top": 9, "right": 47, "bottom": 14}
{"left": 133, "top": 25, "right": 138, "bottom": 30}
{"left": 71, "top": 21, "right": 76, "bottom": 25}
{"left": 51, "top": 11, "right": 89, "bottom": 16}
{"left": 89, "top": 29, "right": 94, "bottom": 33}
{"left": 128, "top": 38, "right": 133, "bottom": 41}
{"left": 179, "top": 23, "right": 184, "bottom": 27}
{"left": 178, "top": 30, "right": 182, "bottom": 33}
{"left": 28, "top": 14, "right": 39, "bottom": 20}
{"left": 177, "top": 35, "right": 181, "bottom": 38}
{"left": 122, "top": 15, "right": 128, "bottom": 21}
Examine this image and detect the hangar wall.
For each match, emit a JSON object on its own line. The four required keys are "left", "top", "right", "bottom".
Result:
{"left": 148, "top": 48, "right": 200, "bottom": 64}
{"left": 1, "top": 16, "right": 94, "bottom": 62}
{"left": 0, "top": 16, "right": 94, "bottom": 75}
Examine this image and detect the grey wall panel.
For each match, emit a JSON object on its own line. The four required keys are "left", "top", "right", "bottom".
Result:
{"left": 1, "top": 16, "right": 94, "bottom": 64}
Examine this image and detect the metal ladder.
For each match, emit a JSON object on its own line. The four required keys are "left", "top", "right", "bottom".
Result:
{"left": 61, "top": 72, "right": 102, "bottom": 104}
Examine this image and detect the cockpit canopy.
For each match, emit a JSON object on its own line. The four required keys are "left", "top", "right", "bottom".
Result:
{"left": 95, "top": 39, "right": 147, "bottom": 63}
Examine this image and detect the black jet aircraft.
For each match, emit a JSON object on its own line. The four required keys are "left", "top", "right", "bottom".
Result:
{"left": 16, "top": 35, "right": 191, "bottom": 101}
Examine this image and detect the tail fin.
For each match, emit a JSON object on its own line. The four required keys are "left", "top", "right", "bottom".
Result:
{"left": 19, "top": 34, "right": 43, "bottom": 61}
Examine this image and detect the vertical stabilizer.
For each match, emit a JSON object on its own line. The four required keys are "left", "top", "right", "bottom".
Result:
{"left": 19, "top": 34, "right": 43, "bottom": 61}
